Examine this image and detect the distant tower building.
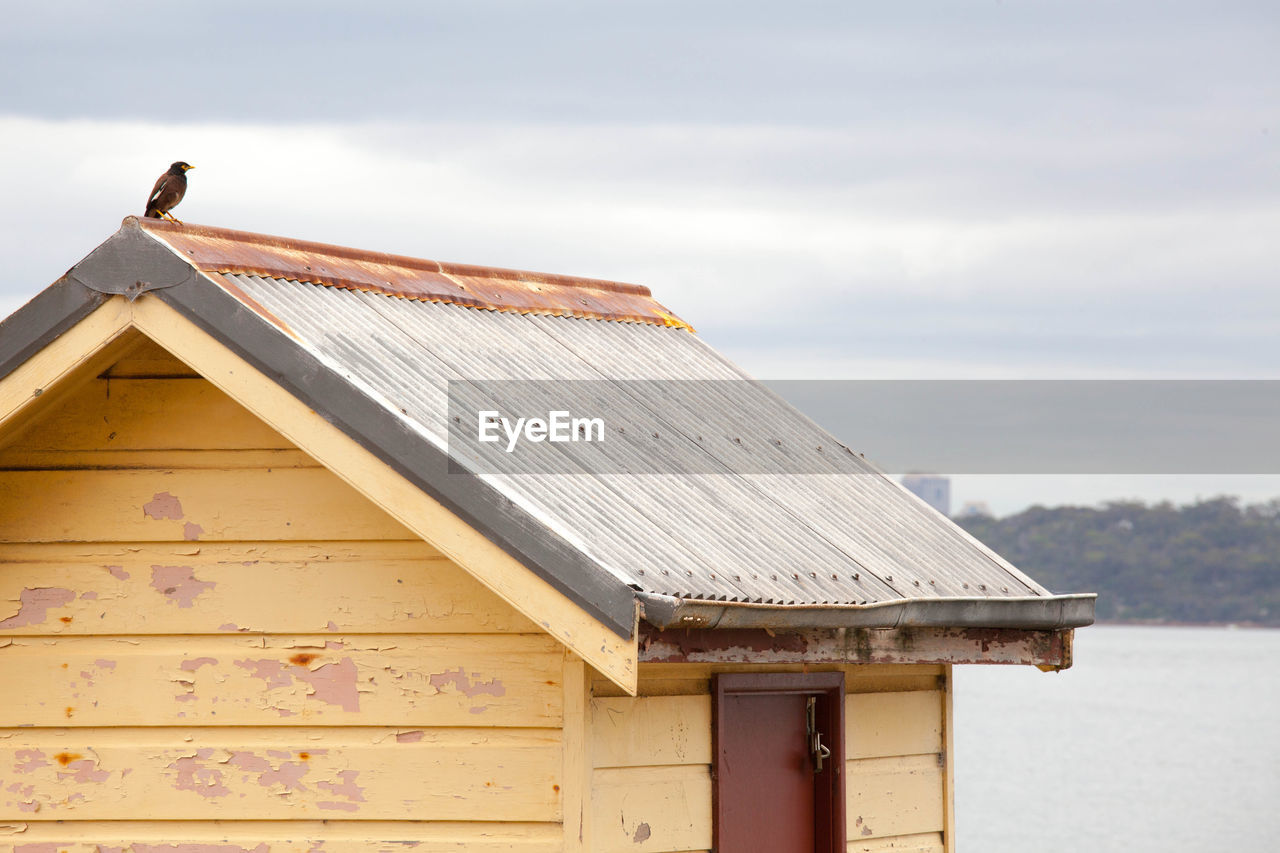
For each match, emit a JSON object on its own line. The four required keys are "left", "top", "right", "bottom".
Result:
{"left": 901, "top": 473, "right": 951, "bottom": 517}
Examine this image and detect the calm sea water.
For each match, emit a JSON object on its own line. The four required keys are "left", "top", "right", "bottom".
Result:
{"left": 955, "top": 625, "right": 1280, "bottom": 852}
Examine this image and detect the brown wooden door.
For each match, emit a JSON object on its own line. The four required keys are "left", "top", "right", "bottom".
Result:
{"left": 713, "top": 673, "right": 845, "bottom": 853}
{"left": 717, "top": 691, "right": 815, "bottom": 852}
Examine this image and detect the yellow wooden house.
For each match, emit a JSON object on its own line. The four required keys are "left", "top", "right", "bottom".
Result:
{"left": 0, "top": 218, "right": 1093, "bottom": 852}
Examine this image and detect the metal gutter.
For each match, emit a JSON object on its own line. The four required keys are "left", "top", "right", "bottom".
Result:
{"left": 637, "top": 590, "right": 1097, "bottom": 631}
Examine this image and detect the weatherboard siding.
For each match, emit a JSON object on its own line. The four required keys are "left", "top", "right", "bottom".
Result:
{"left": 589, "top": 664, "right": 952, "bottom": 853}
{"left": 0, "top": 345, "right": 563, "bottom": 849}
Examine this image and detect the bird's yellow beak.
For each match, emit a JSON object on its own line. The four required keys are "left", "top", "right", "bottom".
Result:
{"left": 183, "top": 165, "right": 195, "bottom": 171}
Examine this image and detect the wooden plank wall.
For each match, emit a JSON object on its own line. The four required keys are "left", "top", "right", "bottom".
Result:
{"left": 590, "top": 663, "right": 951, "bottom": 853}
{"left": 0, "top": 341, "right": 564, "bottom": 851}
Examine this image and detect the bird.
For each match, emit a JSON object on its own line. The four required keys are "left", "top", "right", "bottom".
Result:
{"left": 144, "top": 161, "right": 194, "bottom": 223}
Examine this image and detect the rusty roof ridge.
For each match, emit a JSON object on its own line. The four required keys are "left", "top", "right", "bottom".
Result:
{"left": 132, "top": 216, "right": 653, "bottom": 296}
{"left": 637, "top": 590, "right": 1097, "bottom": 631}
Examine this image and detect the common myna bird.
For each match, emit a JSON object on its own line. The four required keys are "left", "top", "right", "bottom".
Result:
{"left": 144, "top": 161, "right": 194, "bottom": 222}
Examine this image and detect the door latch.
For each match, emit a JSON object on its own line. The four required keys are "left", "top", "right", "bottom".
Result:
{"left": 806, "top": 696, "right": 832, "bottom": 773}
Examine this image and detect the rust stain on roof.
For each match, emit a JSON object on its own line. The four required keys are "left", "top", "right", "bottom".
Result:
{"left": 136, "top": 217, "right": 694, "bottom": 330}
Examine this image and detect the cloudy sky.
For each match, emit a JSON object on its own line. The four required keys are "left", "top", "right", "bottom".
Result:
{"left": 2, "top": 1, "right": 1277, "bottom": 513}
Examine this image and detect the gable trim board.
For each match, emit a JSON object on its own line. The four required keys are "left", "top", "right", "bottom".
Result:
{"left": 0, "top": 296, "right": 133, "bottom": 432}
{"left": 0, "top": 218, "right": 1095, "bottom": 694}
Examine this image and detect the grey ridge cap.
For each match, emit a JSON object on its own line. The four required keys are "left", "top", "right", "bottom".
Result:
{"left": 1, "top": 219, "right": 1098, "bottom": 640}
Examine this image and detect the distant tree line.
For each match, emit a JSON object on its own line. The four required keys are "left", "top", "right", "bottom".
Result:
{"left": 954, "top": 497, "right": 1280, "bottom": 625}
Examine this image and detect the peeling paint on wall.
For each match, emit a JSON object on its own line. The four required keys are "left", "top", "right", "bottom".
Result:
{"left": 173, "top": 658, "right": 219, "bottom": 705}
{"left": 0, "top": 365, "right": 571, "bottom": 836}
{"left": 0, "top": 588, "right": 76, "bottom": 629}
{"left": 162, "top": 747, "right": 349, "bottom": 805}
{"left": 427, "top": 668, "right": 506, "bottom": 699}
{"left": 233, "top": 656, "right": 361, "bottom": 712}
{"left": 226, "top": 752, "right": 310, "bottom": 791}
{"left": 234, "top": 659, "right": 294, "bottom": 689}
{"left": 60, "top": 757, "right": 110, "bottom": 784}
{"left": 316, "top": 769, "right": 366, "bottom": 813}
{"left": 12, "top": 749, "right": 48, "bottom": 774}
{"left": 143, "top": 492, "right": 184, "bottom": 521}
{"left": 169, "top": 749, "right": 231, "bottom": 799}
{"left": 298, "top": 659, "right": 360, "bottom": 712}
{"left": 131, "top": 845, "right": 269, "bottom": 853}
{"left": 150, "top": 566, "right": 216, "bottom": 608}
{"left": 180, "top": 657, "right": 218, "bottom": 672}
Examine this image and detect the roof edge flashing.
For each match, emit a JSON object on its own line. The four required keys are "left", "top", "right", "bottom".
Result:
{"left": 638, "top": 591, "right": 1096, "bottom": 631}
{"left": 0, "top": 277, "right": 109, "bottom": 383}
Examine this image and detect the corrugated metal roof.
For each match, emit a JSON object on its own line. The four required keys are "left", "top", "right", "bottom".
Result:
{"left": 223, "top": 270, "right": 1054, "bottom": 607}
{"left": 6, "top": 218, "right": 1094, "bottom": 634}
